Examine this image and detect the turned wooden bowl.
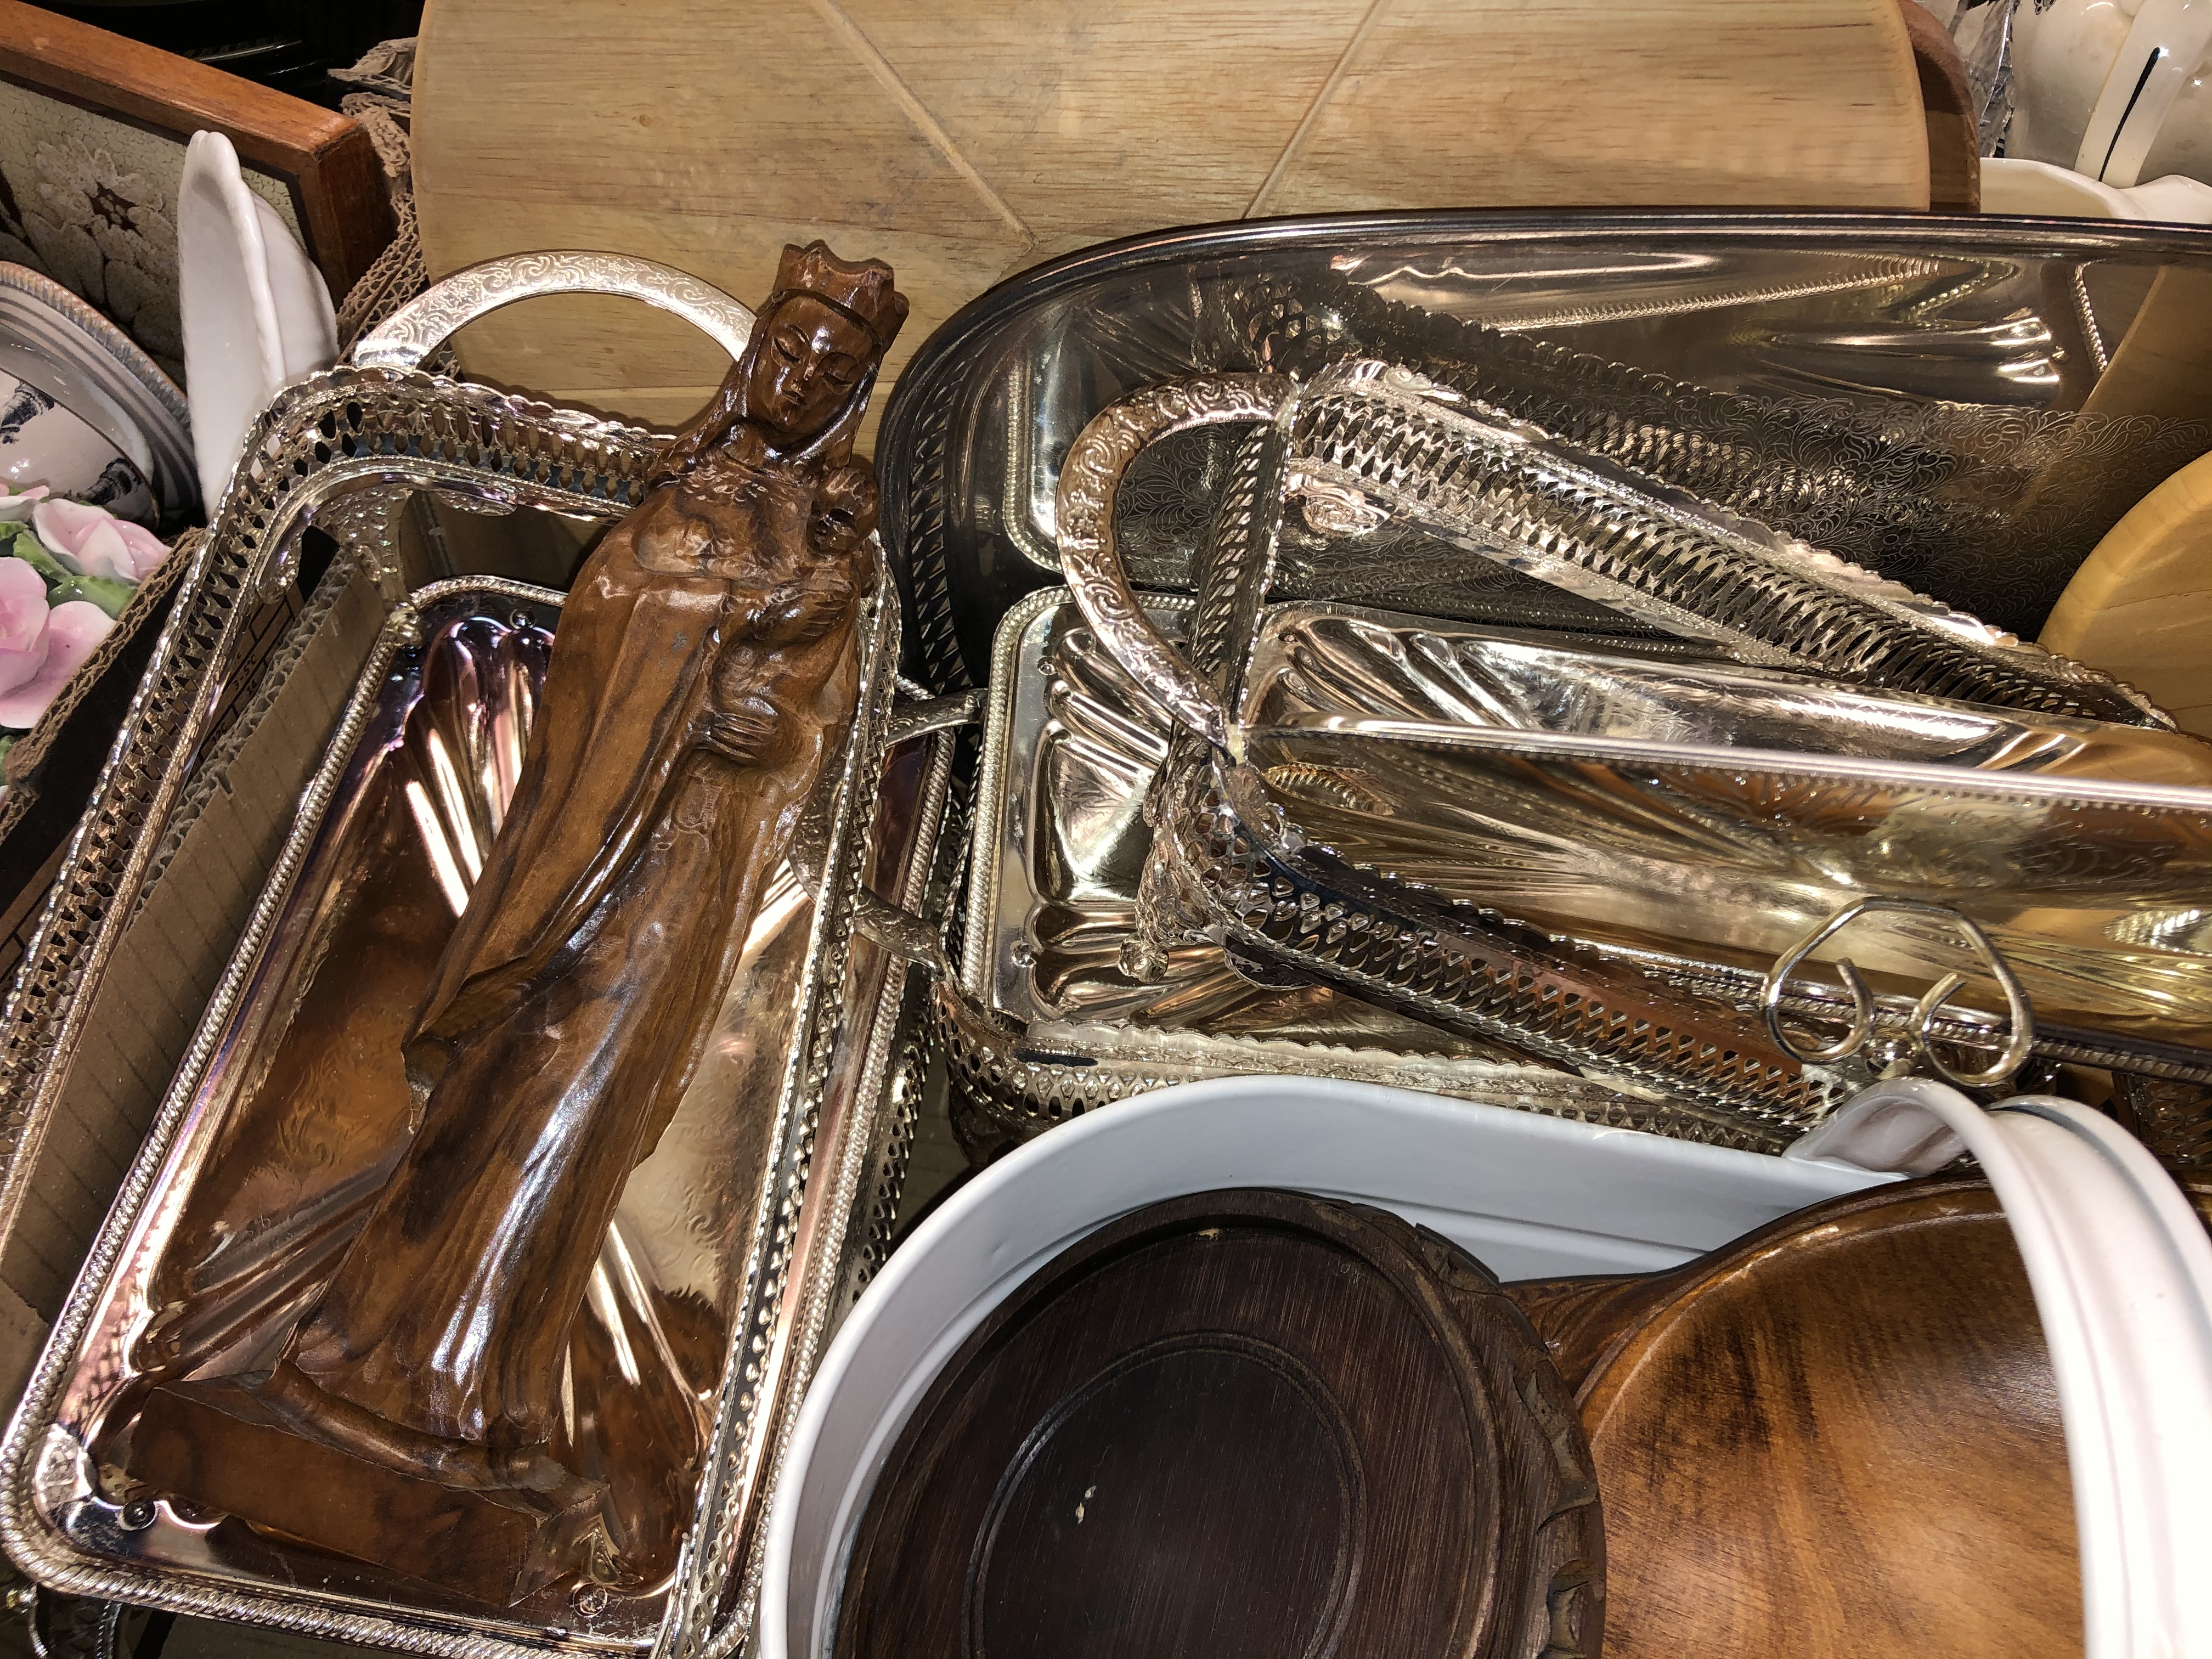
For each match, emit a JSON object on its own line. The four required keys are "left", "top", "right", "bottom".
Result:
{"left": 1513, "top": 1176, "right": 2098, "bottom": 1659}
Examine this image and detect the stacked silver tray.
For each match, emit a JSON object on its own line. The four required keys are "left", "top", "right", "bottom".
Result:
{"left": 877, "top": 211, "right": 2212, "bottom": 1164}
{"left": 0, "top": 260, "right": 957, "bottom": 1658}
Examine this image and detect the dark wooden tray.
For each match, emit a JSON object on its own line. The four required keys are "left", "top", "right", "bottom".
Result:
{"left": 837, "top": 1188, "right": 1602, "bottom": 1659}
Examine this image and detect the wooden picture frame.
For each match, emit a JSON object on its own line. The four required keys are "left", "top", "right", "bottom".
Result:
{"left": 0, "top": 1, "right": 393, "bottom": 381}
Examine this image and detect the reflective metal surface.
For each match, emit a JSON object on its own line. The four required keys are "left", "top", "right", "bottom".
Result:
{"left": 946, "top": 589, "right": 1786, "bottom": 1154}
{"left": 1, "top": 575, "right": 929, "bottom": 1656}
{"left": 0, "top": 365, "right": 667, "bottom": 1351}
{"left": 972, "top": 590, "right": 1497, "bottom": 1049}
{"left": 1051, "top": 359, "right": 2166, "bottom": 769}
{"left": 353, "top": 251, "right": 758, "bottom": 376}
{"left": 1238, "top": 603, "right": 2212, "bottom": 1047}
{"left": 879, "top": 213, "right": 2212, "bottom": 692}
{"left": 0, "top": 347, "right": 949, "bottom": 1657}
{"left": 1272, "top": 360, "right": 2159, "bottom": 723}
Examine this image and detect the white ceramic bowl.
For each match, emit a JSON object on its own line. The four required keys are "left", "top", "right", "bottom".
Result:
{"left": 1795, "top": 1079, "right": 2212, "bottom": 1659}
{"left": 759, "top": 1076, "right": 1894, "bottom": 1659}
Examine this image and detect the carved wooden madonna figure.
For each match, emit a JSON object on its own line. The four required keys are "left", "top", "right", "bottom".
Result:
{"left": 131, "top": 243, "right": 909, "bottom": 1606}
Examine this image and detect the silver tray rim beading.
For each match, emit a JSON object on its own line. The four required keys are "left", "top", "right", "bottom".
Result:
{"left": 0, "top": 366, "right": 940, "bottom": 1659}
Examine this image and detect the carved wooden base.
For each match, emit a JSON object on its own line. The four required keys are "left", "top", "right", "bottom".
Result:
{"left": 129, "top": 1376, "right": 607, "bottom": 1607}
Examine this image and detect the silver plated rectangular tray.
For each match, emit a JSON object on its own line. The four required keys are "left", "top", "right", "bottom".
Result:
{"left": 1234, "top": 601, "right": 2212, "bottom": 1047}
{"left": 879, "top": 212, "right": 2212, "bottom": 695}
{"left": 1022, "top": 312, "right": 2212, "bottom": 1121}
{"left": 0, "top": 565, "right": 938, "bottom": 1654}
{"left": 0, "top": 354, "right": 955, "bottom": 1659}
{"left": 940, "top": 585, "right": 1778, "bottom": 1158}
{"left": 0, "top": 569, "right": 944, "bottom": 1655}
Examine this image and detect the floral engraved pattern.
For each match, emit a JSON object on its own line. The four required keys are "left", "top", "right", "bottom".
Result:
{"left": 352, "top": 250, "right": 756, "bottom": 373}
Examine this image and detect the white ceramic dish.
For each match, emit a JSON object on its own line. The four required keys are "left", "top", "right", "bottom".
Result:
{"left": 178, "top": 130, "right": 336, "bottom": 514}
{"left": 0, "top": 264, "right": 193, "bottom": 523}
{"left": 1982, "top": 156, "right": 2212, "bottom": 222}
{"left": 759, "top": 1075, "right": 1894, "bottom": 1659}
{"left": 2013, "top": 0, "right": 2212, "bottom": 188}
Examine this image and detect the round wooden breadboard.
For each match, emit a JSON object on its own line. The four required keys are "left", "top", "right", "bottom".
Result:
{"left": 413, "top": 0, "right": 1929, "bottom": 435}
{"left": 838, "top": 1189, "right": 1602, "bottom": 1659}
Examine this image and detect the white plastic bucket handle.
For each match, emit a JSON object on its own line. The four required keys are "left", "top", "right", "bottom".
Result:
{"left": 2075, "top": 0, "right": 2212, "bottom": 187}
{"left": 1792, "top": 1077, "right": 2212, "bottom": 1659}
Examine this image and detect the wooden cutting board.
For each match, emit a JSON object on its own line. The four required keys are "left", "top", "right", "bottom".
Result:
{"left": 413, "top": 0, "right": 1931, "bottom": 435}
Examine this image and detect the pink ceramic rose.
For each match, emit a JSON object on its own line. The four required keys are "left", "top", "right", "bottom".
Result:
{"left": 32, "top": 497, "right": 167, "bottom": 582}
{"left": 0, "top": 599, "right": 112, "bottom": 728}
{"left": 0, "top": 555, "right": 49, "bottom": 696}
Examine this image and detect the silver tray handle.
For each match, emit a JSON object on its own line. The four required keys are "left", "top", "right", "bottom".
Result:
{"left": 1056, "top": 373, "right": 1294, "bottom": 754}
{"left": 352, "top": 250, "right": 756, "bottom": 372}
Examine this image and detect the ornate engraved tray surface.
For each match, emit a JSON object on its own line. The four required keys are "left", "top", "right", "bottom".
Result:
{"left": 1044, "top": 373, "right": 2212, "bottom": 1125}
{"left": 0, "top": 352, "right": 956, "bottom": 1658}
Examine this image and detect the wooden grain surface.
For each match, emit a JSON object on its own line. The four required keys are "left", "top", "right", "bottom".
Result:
{"left": 1898, "top": 0, "right": 1980, "bottom": 211}
{"left": 1516, "top": 1178, "right": 2082, "bottom": 1659}
{"left": 841, "top": 1189, "right": 1601, "bottom": 1659}
{"left": 2043, "top": 444, "right": 2212, "bottom": 736}
{"left": 414, "top": 0, "right": 1931, "bottom": 432}
{"left": 0, "top": 1, "right": 393, "bottom": 297}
